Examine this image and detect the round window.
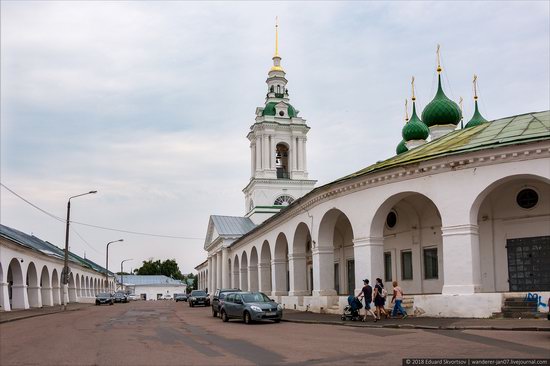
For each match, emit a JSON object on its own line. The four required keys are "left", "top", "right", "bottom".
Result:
{"left": 516, "top": 188, "right": 538, "bottom": 209}
{"left": 279, "top": 111, "right": 284, "bottom": 116}
{"left": 386, "top": 211, "right": 397, "bottom": 229}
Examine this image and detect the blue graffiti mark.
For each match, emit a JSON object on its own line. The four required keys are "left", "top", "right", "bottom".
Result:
{"left": 524, "top": 292, "right": 548, "bottom": 308}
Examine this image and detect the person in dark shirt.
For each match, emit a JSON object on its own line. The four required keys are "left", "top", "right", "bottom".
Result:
{"left": 357, "top": 279, "right": 377, "bottom": 322}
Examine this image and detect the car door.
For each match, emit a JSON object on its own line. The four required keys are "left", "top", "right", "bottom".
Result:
{"left": 234, "top": 294, "right": 245, "bottom": 316}
{"left": 224, "top": 293, "right": 234, "bottom": 317}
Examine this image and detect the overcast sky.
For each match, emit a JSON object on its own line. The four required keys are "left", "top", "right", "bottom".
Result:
{"left": 1, "top": 1, "right": 549, "bottom": 275}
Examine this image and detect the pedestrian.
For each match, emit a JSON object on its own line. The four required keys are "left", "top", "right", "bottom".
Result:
{"left": 391, "top": 281, "right": 408, "bottom": 319}
{"left": 357, "top": 279, "right": 377, "bottom": 322}
{"left": 373, "top": 278, "right": 389, "bottom": 320}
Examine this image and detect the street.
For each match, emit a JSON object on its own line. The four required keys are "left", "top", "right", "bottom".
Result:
{"left": 1, "top": 301, "right": 549, "bottom": 366}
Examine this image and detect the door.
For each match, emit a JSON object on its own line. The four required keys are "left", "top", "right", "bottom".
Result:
{"left": 507, "top": 236, "right": 550, "bottom": 291}
{"left": 334, "top": 263, "right": 340, "bottom": 295}
{"left": 347, "top": 259, "right": 355, "bottom": 295}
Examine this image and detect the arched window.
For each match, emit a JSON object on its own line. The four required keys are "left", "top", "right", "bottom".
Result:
{"left": 275, "top": 143, "right": 289, "bottom": 179}
{"left": 277, "top": 85, "right": 281, "bottom": 94}
{"left": 274, "top": 195, "right": 294, "bottom": 206}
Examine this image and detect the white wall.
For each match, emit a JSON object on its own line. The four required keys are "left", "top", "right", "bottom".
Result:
{"left": 133, "top": 285, "right": 187, "bottom": 301}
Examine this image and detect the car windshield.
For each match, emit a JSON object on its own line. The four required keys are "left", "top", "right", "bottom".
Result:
{"left": 242, "top": 293, "right": 271, "bottom": 303}
{"left": 191, "top": 291, "right": 206, "bottom": 296}
{"left": 97, "top": 293, "right": 110, "bottom": 297}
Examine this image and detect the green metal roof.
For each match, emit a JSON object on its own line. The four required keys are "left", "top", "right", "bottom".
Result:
{"left": 340, "top": 110, "right": 549, "bottom": 182}
{"left": 262, "top": 101, "right": 297, "bottom": 117}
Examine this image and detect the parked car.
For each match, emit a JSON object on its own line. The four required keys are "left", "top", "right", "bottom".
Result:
{"left": 127, "top": 294, "right": 139, "bottom": 301}
{"left": 174, "top": 293, "right": 188, "bottom": 302}
{"left": 212, "top": 288, "right": 241, "bottom": 317}
{"left": 113, "top": 292, "right": 128, "bottom": 303}
{"left": 220, "top": 292, "right": 282, "bottom": 324}
{"left": 96, "top": 292, "right": 114, "bottom": 306}
{"left": 188, "top": 290, "right": 210, "bottom": 307}
{"left": 163, "top": 294, "right": 173, "bottom": 300}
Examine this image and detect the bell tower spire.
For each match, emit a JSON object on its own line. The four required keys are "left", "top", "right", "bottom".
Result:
{"left": 243, "top": 18, "right": 317, "bottom": 224}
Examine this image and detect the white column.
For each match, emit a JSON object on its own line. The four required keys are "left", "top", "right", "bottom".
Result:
{"left": 11, "top": 284, "right": 29, "bottom": 309}
{"left": 0, "top": 282, "right": 11, "bottom": 311}
{"left": 207, "top": 257, "right": 213, "bottom": 294}
{"left": 248, "top": 266, "right": 259, "bottom": 291}
{"left": 233, "top": 268, "right": 239, "bottom": 289}
{"left": 271, "top": 259, "right": 288, "bottom": 296}
{"left": 353, "top": 237, "right": 384, "bottom": 294}
{"left": 297, "top": 138, "right": 303, "bottom": 171}
{"left": 240, "top": 268, "right": 248, "bottom": 291}
{"left": 258, "top": 263, "right": 272, "bottom": 294}
{"left": 312, "top": 247, "right": 336, "bottom": 296}
{"left": 441, "top": 224, "right": 481, "bottom": 294}
{"left": 270, "top": 135, "right": 275, "bottom": 170}
{"left": 288, "top": 253, "right": 308, "bottom": 296}
{"left": 302, "top": 138, "right": 308, "bottom": 173}
{"left": 256, "top": 138, "right": 262, "bottom": 171}
{"left": 251, "top": 143, "right": 255, "bottom": 177}
{"left": 221, "top": 249, "right": 229, "bottom": 288}
{"left": 263, "top": 135, "right": 269, "bottom": 170}
{"left": 217, "top": 251, "right": 223, "bottom": 291}
{"left": 27, "top": 286, "right": 42, "bottom": 308}
{"left": 290, "top": 137, "right": 296, "bottom": 173}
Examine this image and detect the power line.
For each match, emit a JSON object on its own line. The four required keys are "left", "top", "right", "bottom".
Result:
{"left": 1, "top": 183, "right": 204, "bottom": 240}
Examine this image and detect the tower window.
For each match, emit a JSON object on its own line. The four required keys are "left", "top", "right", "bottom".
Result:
{"left": 386, "top": 210, "right": 397, "bottom": 229}
{"left": 275, "top": 143, "right": 289, "bottom": 179}
{"left": 516, "top": 188, "right": 538, "bottom": 209}
{"left": 277, "top": 85, "right": 281, "bottom": 94}
{"left": 279, "top": 111, "right": 284, "bottom": 116}
{"left": 274, "top": 195, "right": 294, "bottom": 206}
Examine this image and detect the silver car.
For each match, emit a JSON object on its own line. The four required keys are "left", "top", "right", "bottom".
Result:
{"left": 220, "top": 292, "right": 283, "bottom": 324}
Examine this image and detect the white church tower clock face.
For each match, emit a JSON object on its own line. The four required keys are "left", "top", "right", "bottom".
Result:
{"left": 243, "top": 18, "right": 317, "bottom": 225}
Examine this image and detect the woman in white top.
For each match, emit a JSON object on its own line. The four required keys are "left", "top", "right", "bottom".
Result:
{"left": 391, "top": 281, "right": 408, "bottom": 319}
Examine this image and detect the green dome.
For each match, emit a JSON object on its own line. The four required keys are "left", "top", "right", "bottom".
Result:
{"left": 421, "top": 75, "right": 462, "bottom": 127}
{"left": 262, "top": 101, "right": 297, "bottom": 118}
{"left": 465, "top": 100, "right": 488, "bottom": 128}
{"left": 396, "top": 140, "right": 408, "bottom": 155}
{"left": 402, "top": 102, "right": 429, "bottom": 141}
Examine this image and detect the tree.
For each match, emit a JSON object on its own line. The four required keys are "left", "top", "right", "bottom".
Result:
{"left": 134, "top": 259, "right": 184, "bottom": 280}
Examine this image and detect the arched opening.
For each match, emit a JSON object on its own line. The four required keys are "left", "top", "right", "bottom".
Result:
{"left": 371, "top": 192, "right": 443, "bottom": 295}
{"left": 275, "top": 143, "right": 289, "bottom": 179}
{"left": 473, "top": 175, "right": 550, "bottom": 292}
{"left": 0, "top": 262, "right": 9, "bottom": 311}
{"left": 273, "top": 233, "right": 289, "bottom": 296}
{"left": 40, "top": 266, "right": 53, "bottom": 306}
{"left": 26, "top": 262, "right": 42, "bottom": 308}
{"left": 7, "top": 258, "right": 27, "bottom": 309}
{"left": 291, "top": 223, "right": 312, "bottom": 295}
{"left": 233, "top": 255, "right": 240, "bottom": 291}
{"left": 260, "top": 241, "right": 272, "bottom": 294}
{"left": 249, "top": 247, "right": 259, "bottom": 291}
{"left": 76, "top": 274, "right": 81, "bottom": 297}
{"left": 80, "top": 275, "right": 85, "bottom": 297}
{"left": 51, "top": 269, "right": 61, "bottom": 305}
{"left": 68, "top": 273, "right": 77, "bottom": 302}
{"left": 317, "top": 209, "right": 354, "bottom": 296}
{"left": 240, "top": 252, "right": 249, "bottom": 291}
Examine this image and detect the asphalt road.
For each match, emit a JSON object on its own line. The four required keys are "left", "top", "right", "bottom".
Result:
{"left": 1, "top": 301, "right": 548, "bottom": 366}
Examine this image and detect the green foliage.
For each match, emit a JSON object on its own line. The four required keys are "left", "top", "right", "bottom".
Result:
{"left": 134, "top": 259, "right": 185, "bottom": 280}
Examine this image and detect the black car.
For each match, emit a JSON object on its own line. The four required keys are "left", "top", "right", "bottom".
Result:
{"left": 96, "top": 292, "right": 114, "bottom": 306}
{"left": 212, "top": 288, "right": 241, "bottom": 317}
{"left": 189, "top": 290, "right": 210, "bottom": 307}
{"left": 113, "top": 292, "right": 128, "bottom": 303}
{"left": 174, "top": 293, "right": 188, "bottom": 302}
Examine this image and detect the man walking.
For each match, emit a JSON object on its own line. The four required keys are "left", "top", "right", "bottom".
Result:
{"left": 358, "top": 279, "right": 377, "bottom": 322}
{"left": 391, "top": 280, "right": 408, "bottom": 319}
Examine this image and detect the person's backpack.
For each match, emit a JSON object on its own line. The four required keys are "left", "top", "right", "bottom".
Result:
{"left": 381, "top": 287, "right": 388, "bottom": 298}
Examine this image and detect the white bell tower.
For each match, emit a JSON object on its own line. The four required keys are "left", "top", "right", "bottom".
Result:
{"left": 243, "top": 19, "right": 316, "bottom": 224}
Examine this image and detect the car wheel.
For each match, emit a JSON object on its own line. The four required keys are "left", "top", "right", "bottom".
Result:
{"left": 221, "top": 310, "right": 229, "bottom": 322}
{"left": 95, "top": 302, "right": 99, "bottom": 306}
{"left": 244, "top": 311, "right": 252, "bottom": 324}
{"left": 212, "top": 309, "right": 218, "bottom": 317}
{"left": 273, "top": 319, "right": 281, "bottom": 323}
{"left": 110, "top": 301, "right": 113, "bottom": 305}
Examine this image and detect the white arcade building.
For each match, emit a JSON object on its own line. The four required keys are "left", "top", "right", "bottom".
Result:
{"left": 197, "top": 29, "right": 550, "bottom": 318}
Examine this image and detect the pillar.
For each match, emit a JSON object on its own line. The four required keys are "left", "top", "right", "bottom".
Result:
{"left": 240, "top": 268, "right": 248, "bottom": 291}
{"left": 221, "top": 249, "right": 229, "bottom": 288}
{"left": 258, "top": 263, "right": 271, "bottom": 294}
{"left": 263, "top": 135, "right": 269, "bottom": 170}
{"left": 251, "top": 142, "right": 255, "bottom": 176}
{"left": 248, "top": 266, "right": 259, "bottom": 292}
{"left": 207, "top": 257, "right": 213, "bottom": 294}
{"left": 441, "top": 224, "right": 481, "bottom": 294}
{"left": 312, "top": 247, "right": 336, "bottom": 296}
{"left": 290, "top": 137, "right": 296, "bottom": 173}
{"left": 28, "top": 285, "right": 42, "bottom": 308}
{"left": 0, "top": 282, "right": 11, "bottom": 311}
{"left": 297, "top": 138, "right": 303, "bottom": 171}
{"left": 353, "top": 237, "right": 384, "bottom": 294}
{"left": 216, "top": 251, "right": 222, "bottom": 291}
{"left": 256, "top": 138, "right": 262, "bottom": 171}
{"left": 288, "top": 253, "right": 308, "bottom": 296}
{"left": 270, "top": 136, "right": 275, "bottom": 170}
{"left": 302, "top": 137, "right": 307, "bottom": 173}
{"left": 11, "top": 284, "right": 29, "bottom": 309}
{"left": 271, "top": 259, "right": 288, "bottom": 296}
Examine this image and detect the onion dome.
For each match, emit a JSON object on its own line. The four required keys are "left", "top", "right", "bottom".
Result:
{"left": 262, "top": 102, "right": 297, "bottom": 117}
{"left": 421, "top": 74, "right": 462, "bottom": 127}
{"left": 465, "top": 100, "right": 488, "bottom": 128}
{"left": 402, "top": 101, "right": 429, "bottom": 141}
{"left": 396, "top": 140, "right": 408, "bottom": 155}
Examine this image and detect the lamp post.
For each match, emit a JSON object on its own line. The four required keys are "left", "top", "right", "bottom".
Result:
{"left": 63, "top": 190, "right": 97, "bottom": 309}
{"left": 105, "top": 239, "right": 124, "bottom": 291}
{"left": 120, "top": 259, "right": 133, "bottom": 292}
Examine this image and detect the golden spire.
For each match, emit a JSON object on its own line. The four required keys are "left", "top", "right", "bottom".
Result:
{"left": 459, "top": 96, "right": 464, "bottom": 129}
{"left": 473, "top": 74, "right": 478, "bottom": 100}
{"left": 459, "top": 96, "right": 464, "bottom": 112}
{"left": 411, "top": 76, "right": 416, "bottom": 101}
{"left": 274, "top": 16, "right": 279, "bottom": 58}
{"left": 404, "top": 99, "right": 409, "bottom": 122}
{"left": 436, "top": 44, "right": 442, "bottom": 74}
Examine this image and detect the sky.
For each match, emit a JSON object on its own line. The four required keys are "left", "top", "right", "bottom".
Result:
{"left": 1, "top": 1, "right": 549, "bottom": 275}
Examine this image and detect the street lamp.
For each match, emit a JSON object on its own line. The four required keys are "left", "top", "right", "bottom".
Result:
{"left": 106, "top": 239, "right": 124, "bottom": 291}
{"left": 63, "top": 190, "right": 97, "bottom": 308}
{"left": 120, "top": 259, "right": 133, "bottom": 292}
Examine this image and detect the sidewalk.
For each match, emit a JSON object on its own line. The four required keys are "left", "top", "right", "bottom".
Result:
{"left": 282, "top": 309, "right": 550, "bottom": 331}
{"left": 0, "top": 303, "right": 93, "bottom": 324}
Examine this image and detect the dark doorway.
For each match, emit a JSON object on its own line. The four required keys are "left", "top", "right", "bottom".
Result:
{"left": 507, "top": 236, "right": 550, "bottom": 291}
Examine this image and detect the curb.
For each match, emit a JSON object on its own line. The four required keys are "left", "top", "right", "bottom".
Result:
{"left": 281, "top": 318, "right": 550, "bottom": 332}
{"left": 0, "top": 306, "right": 87, "bottom": 324}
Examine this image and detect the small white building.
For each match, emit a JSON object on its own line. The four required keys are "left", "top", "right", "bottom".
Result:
{"left": 117, "top": 275, "right": 187, "bottom": 300}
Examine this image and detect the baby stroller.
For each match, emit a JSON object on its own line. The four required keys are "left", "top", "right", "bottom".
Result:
{"left": 341, "top": 295, "right": 363, "bottom": 321}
